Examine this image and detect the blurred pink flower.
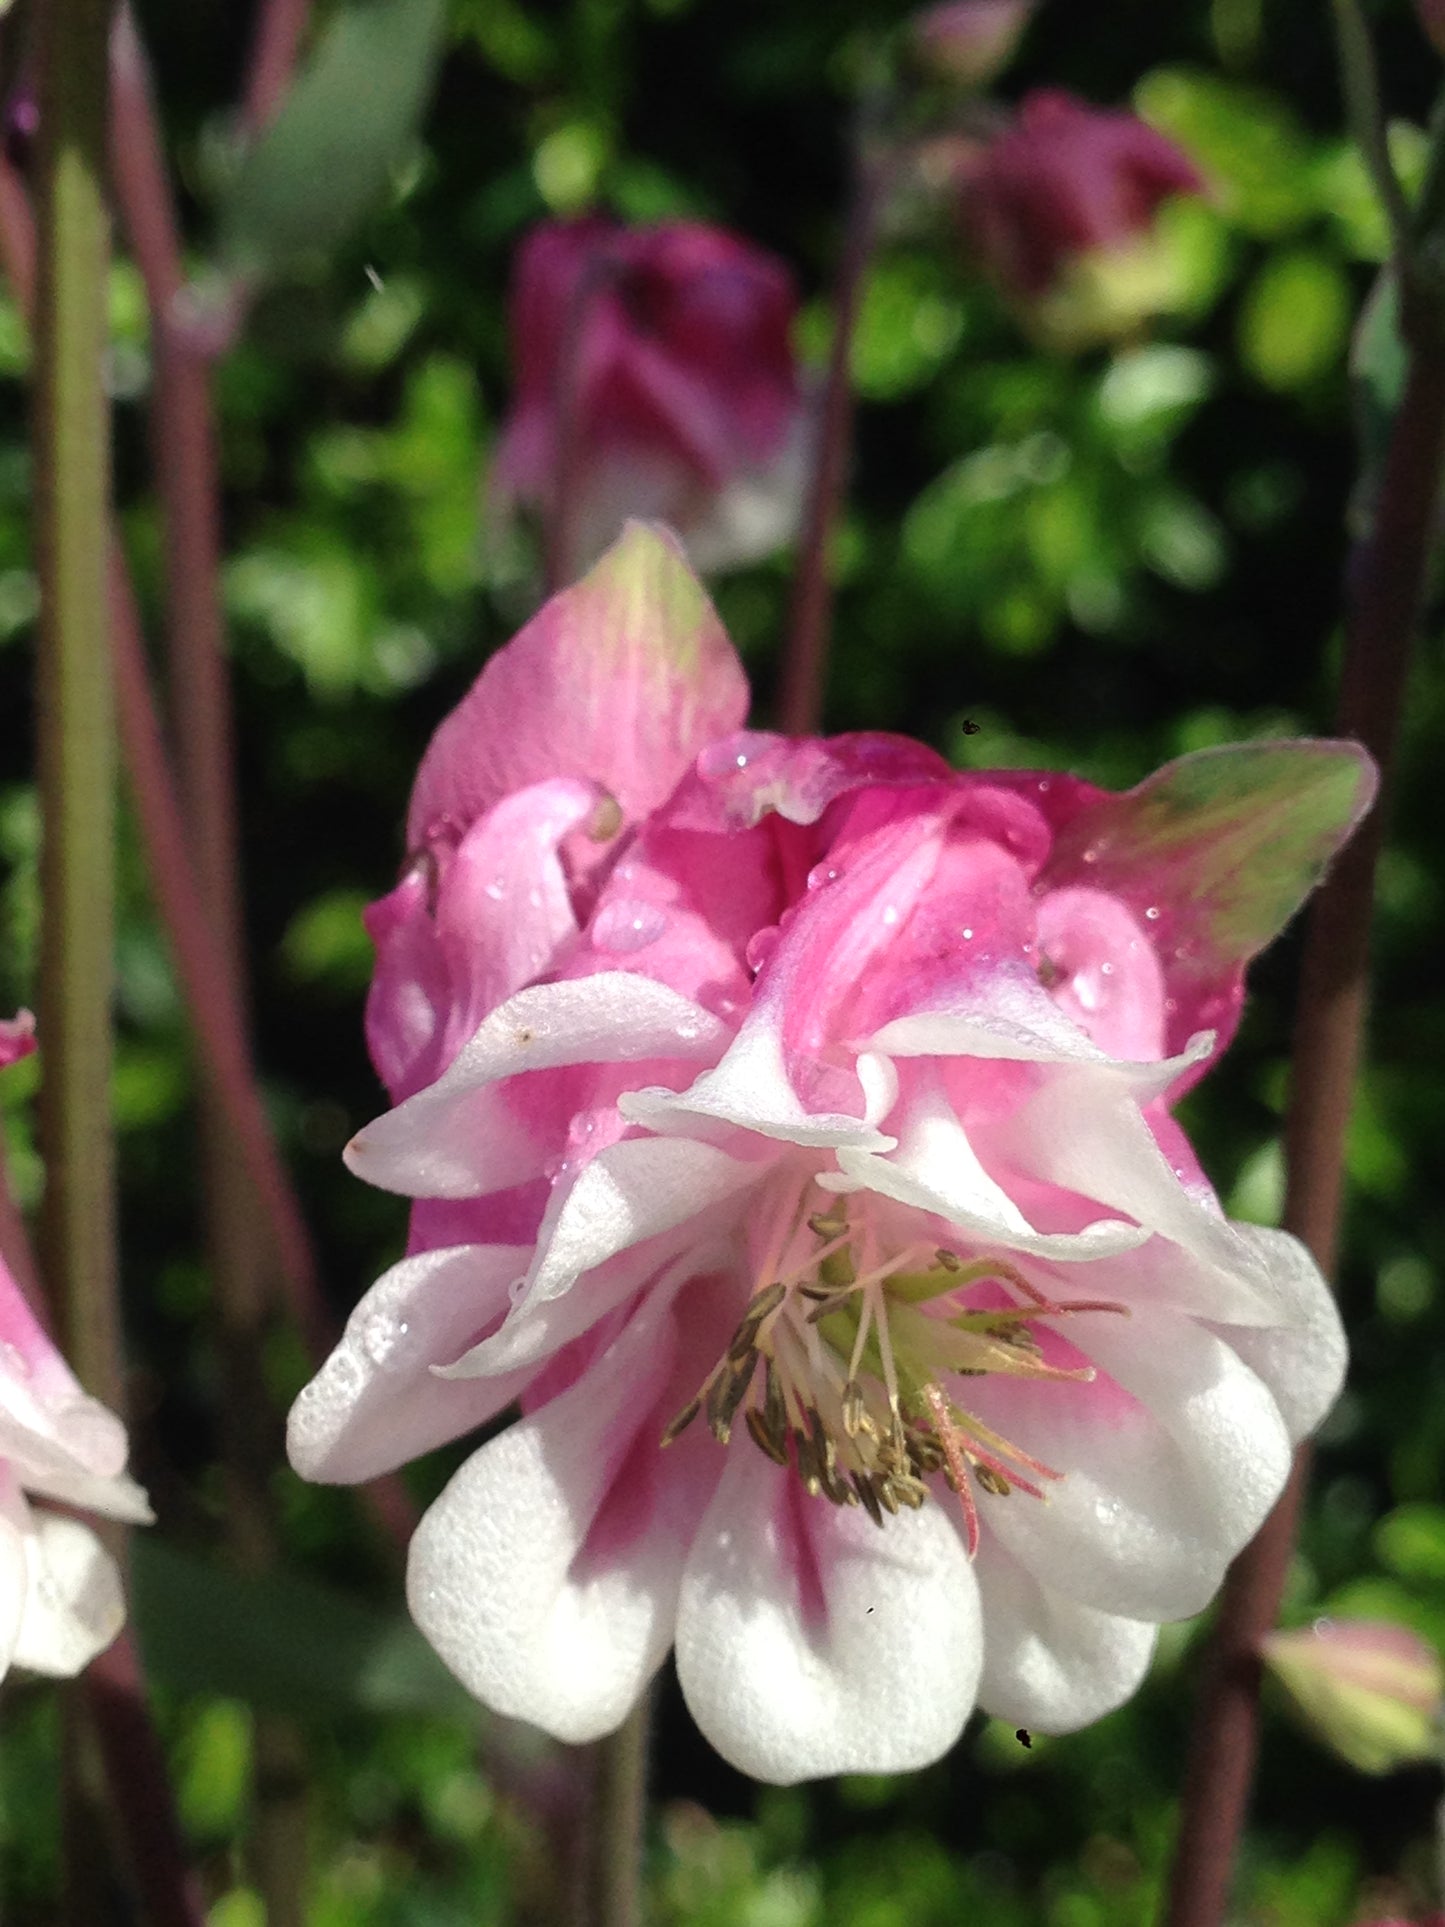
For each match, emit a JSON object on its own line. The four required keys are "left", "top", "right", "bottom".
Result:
{"left": 494, "top": 217, "right": 808, "bottom": 581}
{"left": 0, "top": 1247, "right": 151, "bottom": 1677}
{"left": 910, "top": 0, "right": 1034, "bottom": 87}
{"left": 0, "top": 1008, "right": 35, "bottom": 1069}
{"left": 959, "top": 89, "right": 1205, "bottom": 346}
{"left": 290, "top": 525, "right": 1373, "bottom": 1782}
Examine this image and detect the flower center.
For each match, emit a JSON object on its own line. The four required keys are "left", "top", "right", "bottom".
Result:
{"left": 662, "top": 1186, "right": 1125, "bottom": 1554}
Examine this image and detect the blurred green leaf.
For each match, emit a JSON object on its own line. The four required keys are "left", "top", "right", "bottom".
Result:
{"left": 280, "top": 888, "right": 375, "bottom": 994}
{"left": 1239, "top": 250, "right": 1351, "bottom": 392}
{"left": 131, "top": 1540, "right": 482, "bottom": 1725}
{"left": 217, "top": 0, "right": 446, "bottom": 280}
{"left": 1375, "top": 1503, "right": 1445, "bottom": 1586}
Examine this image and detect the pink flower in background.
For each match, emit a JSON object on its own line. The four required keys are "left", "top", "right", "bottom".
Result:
{"left": 289, "top": 525, "right": 1373, "bottom": 1782}
{"left": 494, "top": 218, "right": 808, "bottom": 580}
{"left": 0, "top": 1017, "right": 151, "bottom": 1678}
{"left": 958, "top": 90, "right": 1205, "bottom": 347}
{"left": 1262, "top": 1616, "right": 1443, "bottom": 1775}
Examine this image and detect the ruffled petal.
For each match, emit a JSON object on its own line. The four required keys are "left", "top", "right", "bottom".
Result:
{"left": 675, "top": 1445, "right": 982, "bottom": 1783}
{"left": 408, "top": 1287, "right": 709, "bottom": 1744}
{"left": 287, "top": 1245, "right": 535, "bottom": 1484}
{"left": 973, "top": 1537, "right": 1156, "bottom": 1732}
{"left": 347, "top": 975, "right": 729, "bottom": 1199}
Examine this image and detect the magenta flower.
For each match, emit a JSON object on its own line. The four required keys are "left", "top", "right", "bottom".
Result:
{"left": 494, "top": 218, "right": 807, "bottom": 580}
{"left": 910, "top": 1, "right": 1034, "bottom": 87}
{"left": 959, "top": 90, "right": 1205, "bottom": 346}
{"left": 290, "top": 525, "right": 1373, "bottom": 1782}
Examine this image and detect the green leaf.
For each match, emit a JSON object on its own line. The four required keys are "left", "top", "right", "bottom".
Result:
{"left": 1239, "top": 250, "right": 1351, "bottom": 393}
{"left": 130, "top": 1539, "right": 481, "bottom": 1725}
{"left": 216, "top": 0, "right": 446, "bottom": 281}
{"left": 1376, "top": 1503, "right": 1445, "bottom": 1586}
{"left": 1044, "top": 741, "right": 1377, "bottom": 966}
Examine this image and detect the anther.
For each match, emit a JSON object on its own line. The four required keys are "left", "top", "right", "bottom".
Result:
{"left": 727, "top": 1281, "right": 786, "bottom": 1359}
{"left": 706, "top": 1350, "right": 758, "bottom": 1443}
{"left": 745, "top": 1405, "right": 789, "bottom": 1466}
{"left": 660, "top": 1394, "right": 701, "bottom": 1446}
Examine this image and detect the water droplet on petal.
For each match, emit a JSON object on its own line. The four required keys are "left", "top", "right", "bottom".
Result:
{"left": 745, "top": 925, "right": 781, "bottom": 974}
{"left": 484, "top": 875, "right": 507, "bottom": 902}
{"left": 592, "top": 898, "right": 668, "bottom": 955}
{"left": 962, "top": 927, "right": 973, "bottom": 941}
{"left": 1144, "top": 905, "right": 1161, "bottom": 921}
{"left": 806, "top": 863, "right": 840, "bottom": 891}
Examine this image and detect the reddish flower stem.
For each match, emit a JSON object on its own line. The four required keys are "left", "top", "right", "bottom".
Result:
{"left": 1161, "top": 344, "right": 1445, "bottom": 1927}
{"left": 241, "top": 0, "right": 311, "bottom": 134}
{"left": 778, "top": 160, "right": 885, "bottom": 735}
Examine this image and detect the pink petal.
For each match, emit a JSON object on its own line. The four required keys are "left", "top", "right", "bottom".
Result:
{"left": 406, "top": 523, "right": 748, "bottom": 850}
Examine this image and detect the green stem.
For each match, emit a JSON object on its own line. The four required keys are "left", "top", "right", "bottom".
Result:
{"left": 582, "top": 1692, "right": 652, "bottom": 1927}
{"left": 35, "top": 0, "right": 118, "bottom": 1404}
{"left": 1331, "top": 0, "right": 1413, "bottom": 268}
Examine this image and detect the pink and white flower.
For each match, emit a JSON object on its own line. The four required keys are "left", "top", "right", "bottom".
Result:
{"left": 494, "top": 218, "right": 808, "bottom": 580}
{"left": 0, "top": 1020, "right": 151, "bottom": 1679}
{"left": 289, "top": 524, "right": 1373, "bottom": 1783}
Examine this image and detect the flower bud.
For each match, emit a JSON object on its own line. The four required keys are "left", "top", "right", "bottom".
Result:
{"left": 957, "top": 89, "right": 1205, "bottom": 349}
{"left": 910, "top": 1, "right": 1034, "bottom": 88}
{"left": 1262, "top": 1617, "right": 1443, "bottom": 1775}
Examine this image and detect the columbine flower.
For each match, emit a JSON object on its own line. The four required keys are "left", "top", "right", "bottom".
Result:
{"left": 289, "top": 524, "right": 1372, "bottom": 1783}
{"left": 493, "top": 218, "right": 807, "bottom": 580}
{"left": 958, "top": 89, "right": 1205, "bottom": 349}
{"left": 0, "top": 1017, "right": 151, "bottom": 1676}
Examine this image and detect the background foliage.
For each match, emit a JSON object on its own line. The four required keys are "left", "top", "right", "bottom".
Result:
{"left": 1, "top": 0, "right": 1443, "bottom": 1919}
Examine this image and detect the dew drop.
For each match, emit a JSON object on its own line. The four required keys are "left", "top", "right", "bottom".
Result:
{"left": 484, "top": 875, "right": 507, "bottom": 902}
{"left": 806, "top": 863, "right": 840, "bottom": 892}
{"left": 1144, "top": 906, "right": 1161, "bottom": 921}
{"left": 881, "top": 905, "right": 900, "bottom": 928}
{"left": 746, "top": 926, "right": 781, "bottom": 974}
{"left": 961, "top": 927, "right": 974, "bottom": 941}
{"left": 592, "top": 898, "right": 668, "bottom": 954}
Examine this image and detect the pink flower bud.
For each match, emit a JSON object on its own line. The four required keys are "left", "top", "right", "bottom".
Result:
{"left": 910, "top": 0, "right": 1034, "bottom": 88}
{"left": 1417, "top": 0, "right": 1445, "bottom": 55}
{"left": 959, "top": 89, "right": 1205, "bottom": 347}
{"left": 1262, "top": 1617, "right": 1444, "bottom": 1774}
{"left": 494, "top": 219, "right": 808, "bottom": 580}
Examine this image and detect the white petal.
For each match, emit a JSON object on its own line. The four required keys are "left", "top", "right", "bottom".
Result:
{"left": 675, "top": 1446, "right": 981, "bottom": 1783}
{"left": 407, "top": 1288, "right": 695, "bottom": 1743}
{"left": 1202, "top": 1224, "right": 1345, "bottom": 1444}
{"left": 824, "top": 1072, "right": 1146, "bottom": 1264}
{"left": 620, "top": 1005, "right": 895, "bottom": 1152}
{"left": 0, "top": 1481, "right": 30, "bottom": 1681}
{"left": 870, "top": 994, "right": 1214, "bottom": 1103}
{"left": 968, "top": 1305, "right": 1291, "bottom": 1621}
{"left": 520, "top": 1136, "right": 757, "bottom": 1309}
{"left": 973, "top": 1537, "right": 1156, "bottom": 1732}
{"left": 287, "top": 1245, "right": 535, "bottom": 1483}
{"left": 0, "top": 1386, "right": 151, "bottom": 1525}
{"left": 11, "top": 1512, "right": 124, "bottom": 1678}
{"left": 348, "top": 975, "right": 729, "bottom": 1199}
{"left": 990, "top": 1065, "right": 1282, "bottom": 1323}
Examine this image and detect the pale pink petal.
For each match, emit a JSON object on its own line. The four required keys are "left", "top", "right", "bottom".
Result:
{"left": 973, "top": 1538, "right": 1156, "bottom": 1732}
{"left": 286, "top": 1245, "right": 536, "bottom": 1484}
{"left": 347, "top": 975, "right": 729, "bottom": 1199}
{"left": 675, "top": 1445, "right": 982, "bottom": 1782}
{"left": 968, "top": 1307, "right": 1290, "bottom": 1620}
{"left": 408, "top": 1287, "right": 712, "bottom": 1744}
{"left": 0, "top": 1473, "right": 29, "bottom": 1679}
{"left": 1201, "top": 1224, "right": 1345, "bottom": 1443}
{"left": 407, "top": 523, "right": 748, "bottom": 848}
{"left": 1034, "top": 887, "right": 1167, "bottom": 1062}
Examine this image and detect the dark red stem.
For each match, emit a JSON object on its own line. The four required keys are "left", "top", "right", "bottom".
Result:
{"left": 778, "top": 162, "right": 884, "bottom": 736}
{"left": 1161, "top": 345, "right": 1445, "bottom": 1927}
{"left": 241, "top": 0, "right": 311, "bottom": 133}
